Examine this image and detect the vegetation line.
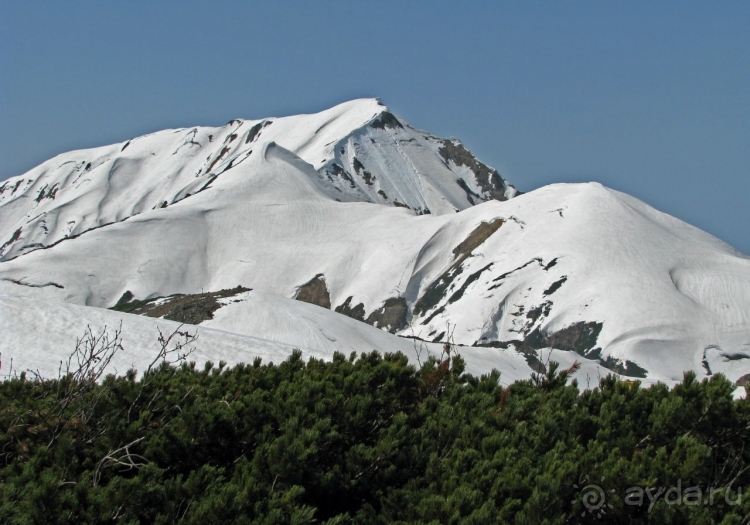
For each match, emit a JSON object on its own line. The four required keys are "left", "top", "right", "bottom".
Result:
{"left": 0, "top": 326, "right": 748, "bottom": 523}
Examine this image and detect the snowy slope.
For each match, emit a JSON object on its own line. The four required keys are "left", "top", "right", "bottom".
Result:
{"left": 403, "top": 183, "right": 750, "bottom": 384}
{"left": 1, "top": 283, "right": 565, "bottom": 387}
{"left": 0, "top": 99, "right": 515, "bottom": 262}
{"left": 1, "top": 99, "right": 749, "bottom": 388}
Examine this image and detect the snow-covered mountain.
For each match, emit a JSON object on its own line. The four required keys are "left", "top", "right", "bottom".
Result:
{"left": 0, "top": 99, "right": 514, "bottom": 262}
{"left": 2, "top": 99, "right": 749, "bottom": 390}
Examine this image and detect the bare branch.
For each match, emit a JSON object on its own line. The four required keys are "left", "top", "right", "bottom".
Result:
{"left": 93, "top": 437, "right": 147, "bottom": 486}
{"left": 126, "top": 325, "right": 197, "bottom": 423}
{"left": 46, "top": 324, "right": 125, "bottom": 446}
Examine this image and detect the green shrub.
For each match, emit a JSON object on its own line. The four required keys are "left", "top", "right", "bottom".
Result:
{"left": 1, "top": 348, "right": 748, "bottom": 524}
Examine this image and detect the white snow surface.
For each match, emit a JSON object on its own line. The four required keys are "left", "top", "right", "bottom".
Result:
{"left": 0, "top": 99, "right": 514, "bottom": 262}
{"left": 0, "top": 285, "right": 547, "bottom": 386}
{"left": 1, "top": 99, "right": 749, "bottom": 390}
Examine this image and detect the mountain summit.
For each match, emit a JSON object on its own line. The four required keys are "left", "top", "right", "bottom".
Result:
{"left": 0, "top": 99, "right": 515, "bottom": 261}
{"left": 1, "top": 99, "right": 749, "bottom": 389}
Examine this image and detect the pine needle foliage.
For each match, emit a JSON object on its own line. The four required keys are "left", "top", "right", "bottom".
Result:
{"left": 1, "top": 349, "right": 749, "bottom": 524}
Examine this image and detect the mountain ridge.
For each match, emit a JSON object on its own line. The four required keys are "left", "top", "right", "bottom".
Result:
{"left": 1, "top": 99, "right": 749, "bottom": 390}
{"left": 0, "top": 98, "right": 516, "bottom": 262}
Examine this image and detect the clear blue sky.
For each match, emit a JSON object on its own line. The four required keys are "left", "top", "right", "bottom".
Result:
{"left": 2, "top": 2, "right": 748, "bottom": 252}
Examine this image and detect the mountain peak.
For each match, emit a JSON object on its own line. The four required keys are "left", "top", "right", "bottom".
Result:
{"left": 0, "top": 100, "right": 516, "bottom": 261}
{"left": 1, "top": 100, "right": 750, "bottom": 390}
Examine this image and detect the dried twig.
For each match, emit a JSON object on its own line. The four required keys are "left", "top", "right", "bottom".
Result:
{"left": 47, "top": 323, "right": 125, "bottom": 446}
{"left": 126, "top": 325, "right": 197, "bottom": 422}
{"left": 93, "top": 437, "right": 147, "bottom": 486}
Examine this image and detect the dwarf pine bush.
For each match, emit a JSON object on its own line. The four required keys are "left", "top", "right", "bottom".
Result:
{"left": 1, "top": 344, "right": 749, "bottom": 523}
